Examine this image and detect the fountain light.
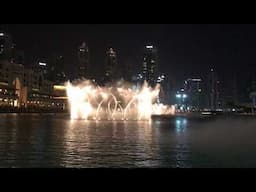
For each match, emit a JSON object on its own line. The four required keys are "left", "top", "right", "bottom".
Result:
{"left": 65, "top": 80, "right": 175, "bottom": 121}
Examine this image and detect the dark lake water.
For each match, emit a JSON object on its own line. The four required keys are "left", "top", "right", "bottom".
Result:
{"left": 0, "top": 113, "right": 256, "bottom": 168}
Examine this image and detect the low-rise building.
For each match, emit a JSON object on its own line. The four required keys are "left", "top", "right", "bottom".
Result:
{"left": 0, "top": 60, "right": 68, "bottom": 111}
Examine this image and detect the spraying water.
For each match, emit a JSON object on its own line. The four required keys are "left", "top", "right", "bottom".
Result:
{"left": 65, "top": 80, "right": 175, "bottom": 121}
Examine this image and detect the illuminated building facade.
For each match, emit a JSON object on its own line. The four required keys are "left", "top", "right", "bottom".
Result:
{"left": 0, "top": 32, "right": 67, "bottom": 111}
{"left": 78, "top": 42, "right": 89, "bottom": 79}
{"left": 141, "top": 45, "right": 158, "bottom": 87}
{"left": 0, "top": 60, "right": 66, "bottom": 111}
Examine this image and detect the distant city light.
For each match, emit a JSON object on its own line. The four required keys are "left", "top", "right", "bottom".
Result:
{"left": 176, "top": 119, "right": 181, "bottom": 125}
{"left": 146, "top": 45, "right": 153, "bottom": 49}
{"left": 39, "top": 62, "right": 46, "bottom": 66}
{"left": 176, "top": 94, "right": 181, "bottom": 98}
{"left": 53, "top": 85, "right": 66, "bottom": 91}
{"left": 137, "top": 73, "right": 143, "bottom": 80}
{"left": 0, "top": 82, "right": 8, "bottom": 86}
{"left": 183, "top": 94, "right": 187, "bottom": 99}
{"left": 14, "top": 100, "right": 18, "bottom": 107}
{"left": 191, "top": 78, "right": 202, "bottom": 82}
{"left": 0, "top": 33, "right": 4, "bottom": 36}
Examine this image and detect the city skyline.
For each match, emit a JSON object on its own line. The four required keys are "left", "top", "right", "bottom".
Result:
{"left": 1, "top": 24, "right": 256, "bottom": 108}
{"left": 1, "top": 24, "right": 256, "bottom": 169}
{"left": 2, "top": 24, "right": 256, "bottom": 82}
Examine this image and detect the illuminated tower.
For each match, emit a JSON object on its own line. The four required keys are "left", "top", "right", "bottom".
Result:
{"left": 78, "top": 42, "right": 89, "bottom": 79}
{"left": 0, "top": 32, "right": 14, "bottom": 61}
{"left": 208, "top": 68, "right": 221, "bottom": 110}
{"left": 104, "top": 47, "right": 117, "bottom": 83}
{"left": 142, "top": 45, "right": 158, "bottom": 87}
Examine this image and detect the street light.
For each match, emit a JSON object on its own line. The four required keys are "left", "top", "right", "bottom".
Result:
{"left": 176, "top": 94, "right": 187, "bottom": 99}
{"left": 176, "top": 92, "right": 188, "bottom": 112}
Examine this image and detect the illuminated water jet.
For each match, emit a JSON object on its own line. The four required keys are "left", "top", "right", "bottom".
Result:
{"left": 65, "top": 80, "right": 175, "bottom": 121}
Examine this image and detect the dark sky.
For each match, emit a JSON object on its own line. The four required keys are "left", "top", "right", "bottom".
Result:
{"left": 1, "top": 24, "right": 256, "bottom": 86}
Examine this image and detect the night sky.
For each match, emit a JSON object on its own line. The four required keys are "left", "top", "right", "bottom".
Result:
{"left": 1, "top": 24, "right": 256, "bottom": 87}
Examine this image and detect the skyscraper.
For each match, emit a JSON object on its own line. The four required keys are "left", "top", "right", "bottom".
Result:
{"left": 0, "top": 32, "right": 13, "bottom": 61}
{"left": 104, "top": 47, "right": 117, "bottom": 83}
{"left": 141, "top": 45, "right": 158, "bottom": 87}
{"left": 121, "top": 62, "right": 133, "bottom": 82}
{"left": 78, "top": 42, "right": 89, "bottom": 79}
{"left": 33, "top": 61, "right": 48, "bottom": 77}
{"left": 0, "top": 32, "right": 25, "bottom": 64}
{"left": 48, "top": 54, "right": 67, "bottom": 84}
{"left": 184, "top": 78, "right": 202, "bottom": 109}
{"left": 207, "top": 68, "right": 221, "bottom": 110}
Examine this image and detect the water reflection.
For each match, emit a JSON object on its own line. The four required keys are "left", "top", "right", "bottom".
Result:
{"left": 175, "top": 118, "right": 187, "bottom": 136}
{"left": 174, "top": 117, "right": 191, "bottom": 168}
{"left": 0, "top": 114, "right": 67, "bottom": 167}
{"left": 0, "top": 114, "right": 194, "bottom": 167}
{"left": 3, "top": 114, "right": 255, "bottom": 167}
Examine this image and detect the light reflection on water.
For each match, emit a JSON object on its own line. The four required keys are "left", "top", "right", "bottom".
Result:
{"left": 0, "top": 114, "right": 256, "bottom": 167}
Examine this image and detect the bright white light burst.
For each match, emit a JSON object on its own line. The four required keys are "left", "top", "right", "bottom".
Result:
{"left": 65, "top": 80, "right": 175, "bottom": 121}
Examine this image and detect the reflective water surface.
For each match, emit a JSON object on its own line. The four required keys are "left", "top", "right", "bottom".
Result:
{"left": 0, "top": 113, "right": 256, "bottom": 168}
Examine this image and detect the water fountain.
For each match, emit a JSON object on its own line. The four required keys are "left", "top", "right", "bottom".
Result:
{"left": 65, "top": 80, "right": 175, "bottom": 121}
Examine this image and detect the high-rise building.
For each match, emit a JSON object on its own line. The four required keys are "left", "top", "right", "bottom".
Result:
{"left": 184, "top": 78, "right": 202, "bottom": 110}
{"left": 141, "top": 45, "right": 158, "bottom": 87}
{"left": 0, "top": 32, "right": 25, "bottom": 64}
{"left": 246, "top": 74, "right": 256, "bottom": 106}
{"left": 104, "top": 47, "right": 117, "bottom": 83}
{"left": 0, "top": 32, "right": 66, "bottom": 111}
{"left": 14, "top": 50, "right": 25, "bottom": 64}
{"left": 33, "top": 61, "right": 49, "bottom": 78}
{"left": 0, "top": 32, "right": 14, "bottom": 61}
{"left": 48, "top": 55, "right": 66, "bottom": 84}
{"left": 78, "top": 42, "right": 89, "bottom": 79}
{"left": 207, "top": 68, "right": 221, "bottom": 110}
{"left": 121, "top": 62, "right": 133, "bottom": 82}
